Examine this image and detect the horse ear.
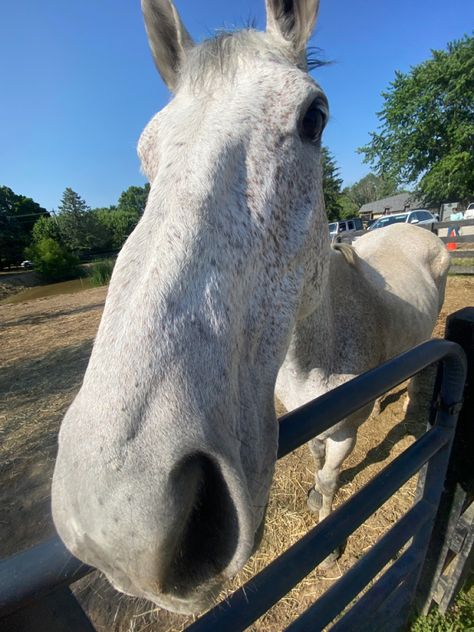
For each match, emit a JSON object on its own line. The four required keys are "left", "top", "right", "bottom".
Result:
{"left": 265, "top": 0, "right": 320, "bottom": 55}
{"left": 141, "top": 0, "right": 194, "bottom": 91}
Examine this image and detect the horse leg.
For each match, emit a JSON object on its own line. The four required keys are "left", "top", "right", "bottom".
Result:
{"left": 307, "top": 437, "right": 326, "bottom": 513}
{"left": 403, "top": 377, "right": 416, "bottom": 414}
{"left": 403, "top": 378, "right": 415, "bottom": 415}
{"left": 316, "top": 432, "right": 356, "bottom": 522}
{"left": 312, "top": 431, "right": 356, "bottom": 569}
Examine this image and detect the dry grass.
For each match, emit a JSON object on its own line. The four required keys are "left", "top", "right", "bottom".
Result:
{"left": 1, "top": 276, "right": 473, "bottom": 631}
{"left": 0, "top": 288, "right": 106, "bottom": 554}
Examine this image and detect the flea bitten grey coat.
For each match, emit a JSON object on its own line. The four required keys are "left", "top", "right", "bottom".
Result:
{"left": 52, "top": 0, "right": 450, "bottom": 616}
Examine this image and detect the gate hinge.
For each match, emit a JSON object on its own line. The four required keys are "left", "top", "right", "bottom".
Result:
{"left": 434, "top": 397, "right": 464, "bottom": 416}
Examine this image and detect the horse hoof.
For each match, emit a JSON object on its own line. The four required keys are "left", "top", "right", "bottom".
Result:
{"left": 319, "top": 549, "right": 341, "bottom": 570}
{"left": 307, "top": 488, "right": 322, "bottom": 513}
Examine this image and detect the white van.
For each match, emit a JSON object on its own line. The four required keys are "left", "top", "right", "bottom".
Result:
{"left": 328, "top": 218, "right": 364, "bottom": 237}
{"left": 465, "top": 203, "right": 474, "bottom": 220}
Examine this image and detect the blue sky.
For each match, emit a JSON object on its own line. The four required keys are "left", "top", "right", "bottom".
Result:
{"left": 1, "top": 0, "right": 472, "bottom": 211}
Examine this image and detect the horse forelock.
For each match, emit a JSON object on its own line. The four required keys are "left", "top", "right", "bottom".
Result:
{"left": 177, "top": 29, "right": 323, "bottom": 91}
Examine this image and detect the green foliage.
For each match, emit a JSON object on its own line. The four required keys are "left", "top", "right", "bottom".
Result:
{"left": 322, "top": 147, "right": 343, "bottom": 221}
{"left": 338, "top": 193, "right": 359, "bottom": 219}
{"left": 421, "top": 152, "right": 473, "bottom": 206}
{"left": 93, "top": 208, "right": 140, "bottom": 249}
{"left": 56, "top": 188, "right": 110, "bottom": 254}
{"left": 32, "top": 215, "right": 62, "bottom": 243}
{"left": 57, "top": 187, "right": 91, "bottom": 215}
{"left": 25, "top": 238, "right": 80, "bottom": 282}
{"left": 1, "top": 183, "right": 147, "bottom": 269}
{"left": 88, "top": 184, "right": 149, "bottom": 251}
{"left": 411, "top": 588, "right": 474, "bottom": 631}
{"left": 321, "top": 153, "right": 391, "bottom": 221}
{"left": 0, "top": 186, "right": 49, "bottom": 267}
{"left": 451, "top": 257, "right": 474, "bottom": 267}
{"left": 343, "top": 173, "right": 401, "bottom": 209}
{"left": 360, "top": 35, "right": 474, "bottom": 206}
{"left": 87, "top": 259, "right": 115, "bottom": 287}
{"left": 117, "top": 184, "right": 150, "bottom": 216}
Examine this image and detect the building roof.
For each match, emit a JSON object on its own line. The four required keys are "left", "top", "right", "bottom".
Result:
{"left": 359, "top": 192, "right": 424, "bottom": 215}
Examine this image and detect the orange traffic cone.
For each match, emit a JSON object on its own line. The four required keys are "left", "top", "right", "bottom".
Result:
{"left": 447, "top": 229, "right": 457, "bottom": 251}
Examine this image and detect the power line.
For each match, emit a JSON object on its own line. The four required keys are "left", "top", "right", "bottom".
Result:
{"left": 5, "top": 212, "right": 49, "bottom": 219}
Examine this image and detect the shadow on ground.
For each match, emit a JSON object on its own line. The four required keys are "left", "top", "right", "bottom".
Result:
{"left": 0, "top": 339, "right": 94, "bottom": 558}
{"left": 1, "top": 302, "right": 104, "bottom": 329}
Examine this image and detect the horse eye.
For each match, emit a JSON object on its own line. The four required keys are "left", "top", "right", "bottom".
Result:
{"left": 299, "top": 100, "right": 327, "bottom": 143}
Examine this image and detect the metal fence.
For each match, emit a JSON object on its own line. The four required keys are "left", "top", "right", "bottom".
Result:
{"left": 1, "top": 310, "right": 472, "bottom": 632}
{"left": 333, "top": 220, "right": 474, "bottom": 275}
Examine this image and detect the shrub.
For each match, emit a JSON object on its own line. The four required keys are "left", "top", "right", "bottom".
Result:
{"left": 87, "top": 258, "right": 115, "bottom": 287}
{"left": 411, "top": 588, "right": 474, "bottom": 631}
{"left": 25, "top": 238, "right": 80, "bottom": 282}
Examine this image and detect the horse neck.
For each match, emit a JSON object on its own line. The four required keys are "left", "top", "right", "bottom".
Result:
{"left": 276, "top": 236, "right": 338, "bottom": 401}
{"left": 292, "top": 277, "right": 335, "bottom": 373}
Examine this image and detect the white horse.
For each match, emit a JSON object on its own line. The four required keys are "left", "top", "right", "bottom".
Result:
{"left": 52, "top": 0, "right": 450, "bottom": 616}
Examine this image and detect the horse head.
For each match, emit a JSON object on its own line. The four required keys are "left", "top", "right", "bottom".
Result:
{"left": 52, "top": 0, "right": 329, "bottom": 614}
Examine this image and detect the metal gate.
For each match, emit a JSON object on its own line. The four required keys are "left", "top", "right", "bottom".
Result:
{"left": 1, "top": 308, "right": 472, "bottom": 631}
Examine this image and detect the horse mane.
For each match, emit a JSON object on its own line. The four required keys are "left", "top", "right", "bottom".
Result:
{"left": 332, "top": 242, "right": 358, "bottom": 266}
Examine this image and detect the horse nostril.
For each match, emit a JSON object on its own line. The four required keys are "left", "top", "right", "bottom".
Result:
{"left": 164, "top": 453, "right": 239, "bottom": 596}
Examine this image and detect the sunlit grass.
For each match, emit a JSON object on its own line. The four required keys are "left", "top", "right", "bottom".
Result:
{"left": 87, "top": 259, "right": 115, "bottom": 286}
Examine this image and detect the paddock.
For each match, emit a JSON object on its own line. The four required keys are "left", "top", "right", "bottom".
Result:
{"left": 1, "top": 277, "right": 473, "bottom": 631}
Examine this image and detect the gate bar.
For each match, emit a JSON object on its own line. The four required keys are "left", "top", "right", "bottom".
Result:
{"left": 330, "top": 549, "right": 422, "bottom": 632}
{"left": 186, "top": 426, "right": 449, "bottom": 632}
{"left": 0, "top": 339, "right": 466, "bottom": 625}
{"left": 0, "top": 538, "right": 92, "bottom": 618}
{"left": 285, "top": 500, "right": 436, "bottom": 631}
{"left": 278, "top": 339, "right": 465, "bottom": 458}
{"left": 1, "top": 587, "right": 95, "bottom": 632}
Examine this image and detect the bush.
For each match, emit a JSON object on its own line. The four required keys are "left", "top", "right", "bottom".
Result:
{"left": 25, "top": 238, "right": 80, "bottom": 282}
{"left": 87, "top": 259, "right": 115, "bottom": 287}
{"left": 411, "top": 588, "right": 474, "bottom": 631}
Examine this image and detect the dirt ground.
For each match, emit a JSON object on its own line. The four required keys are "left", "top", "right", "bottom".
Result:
{"left": 0, "top": 276, "right": 473, "bottom": 631}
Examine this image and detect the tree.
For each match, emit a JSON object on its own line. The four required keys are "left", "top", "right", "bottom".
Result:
{"left": 338, "top": 193, "right": 359, "bottom": 219}
{"left": 56, "top": 188, "right": 110, "bottom": 254}
{"left": 343, "top": 173, "right": 400, "bottom": 209}
{"left": 117, "top": 184, "right": 150, "bottom": 216}
{"left": 57, "top": 187, "right": 91, "bottom": 216}
{"left": 0, "top": 186, "right": 49, "bottom": 267}
{"left": 360, "top": 35, "right": 474, "bottom": 206}
{"left": 25, "top": 238, "right": 80, "bottom": 281}
{"left": 90, "top": 183, "right": 149, "bottom": 251}
{"left": 321, "top": 147, "right": 343, "bottom": 221}
{"left": 93, "top": 208, "right": 140, "bottom": 249}
{"left": 32, "top": 215, "right": 62, "bottom": 244}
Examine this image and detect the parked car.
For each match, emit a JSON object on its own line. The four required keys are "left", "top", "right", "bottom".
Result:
{"left": 20, "top": 260, "right": 34, "bottom": 269}
{"left": 328, "top": 218, "right": 364, "bottom": 238}
{"left": 464, "top": 203, "right": 474, "bottom": 220}
{"left": 368, "top": 210, "right": 438, "bottom": 232}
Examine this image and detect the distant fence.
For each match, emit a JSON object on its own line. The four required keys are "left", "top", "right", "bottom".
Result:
{"left": 334, "top": 219, "right": 474, "bottom": 274}
{"left": 1, "top": 309, "right": 473, "bottom": 631}
{"left": 78, "top": 250, "right": 120, "bottom": 263}
{"left": 438, "top": 219, "right": 474, "bottom": 274}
